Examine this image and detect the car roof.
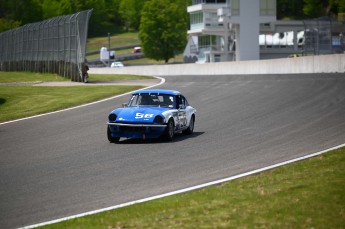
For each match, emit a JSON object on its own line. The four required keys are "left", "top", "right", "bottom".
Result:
{"left": 133, "top": 89, "right": 181, "bottom": 96}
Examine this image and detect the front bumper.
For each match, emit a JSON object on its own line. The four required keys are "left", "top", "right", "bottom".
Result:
{"left": 107, "top": 122, "right": 167, "bottom": 139}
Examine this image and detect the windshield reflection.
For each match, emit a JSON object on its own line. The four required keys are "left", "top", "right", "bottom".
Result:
{"left": 128, "top": 94, "right": 175, "bottom": 108}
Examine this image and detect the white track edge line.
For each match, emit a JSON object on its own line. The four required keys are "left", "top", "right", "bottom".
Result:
{"left": 0, "top": 76, "right": 165, "bottom": 126}
{"left": 19, "top": 143, "right": 345, "bottom": 229}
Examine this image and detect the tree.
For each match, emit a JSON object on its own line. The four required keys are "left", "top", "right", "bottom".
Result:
{"left": 73, "top": 0, "right": 109, "bottom": 36}
{"left": 277, "top": 0, "right": 305, "bottom": 19}
{"left": 0, "top": 0, "right": 42, "bottom": 24}
{"left": 303, "top": 0, "right": 344, "bottom": 17}
{"left": 119, "top": 0, "right": 147, "bottom": 31}
{"left": 105, "top": 0, "right": 123, "bottom": 28}
{"left": 339, "top": 0, "right": 345, "bottom": 11}
{"left": 0, "top": 18, "right": 21, "bottom": 33}
{"left": 42, "top": 0, "right": 64, "bottom": 19}
{"left": 139, "top": 0, "right": 188, "bottom": 63}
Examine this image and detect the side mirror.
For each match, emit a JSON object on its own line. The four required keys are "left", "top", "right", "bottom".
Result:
{"left": 178, "top": 104, "right": 184, "bottom": 110}
{"left": 122, "top": 103, "right": 128, "bottom": 108}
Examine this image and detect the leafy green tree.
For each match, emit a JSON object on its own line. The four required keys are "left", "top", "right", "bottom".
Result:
{"left": 42, "top": 0, "right": 63, "bottom": 19}
{"left": 303, "top": 0, "right": 344, "bottom": 17}
{"left": 277, "top": 0, "right": 305, "bottom": 19}
{"left": 73, "top": 0, "right": 109, "bottom": 36}
{"left": 0, "top": 18, "right": 21, "bottom": 33}
{"left": 139, "top": 0, "right": 188, "bottom": 63}
{"left": 339, "top": 0, "right": 345, "bottom": 11}
{"left": 0, "top": 0, "right": 42, "bottom": 24}
{"left": 59, "top": 0, "right": 75, "bottom": 15}
{"left": 303, "top": 0, "right": 324, "bottom": 17}
{"left": 105, "top": 0, "right": 123, "bottom": 27}
{"left": 0, "top": 0, "right": 42, "bottom": 32}
{"left": 119, "top": 0, "right": 147, "bottom": 31}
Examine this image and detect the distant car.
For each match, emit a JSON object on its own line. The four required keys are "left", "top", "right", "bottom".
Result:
{"left": 133, "top": 46, "right": 141, "bottom": 53}
{"left": 111, "top": 62, "right": 124, "bottom": 68}
{"left": 107, "top": 89, "right": 196, "bottom": 143}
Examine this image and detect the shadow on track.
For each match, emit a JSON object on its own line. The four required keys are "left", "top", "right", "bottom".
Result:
{"left": 109, "top": 131, "right": 205, "bottom": 145}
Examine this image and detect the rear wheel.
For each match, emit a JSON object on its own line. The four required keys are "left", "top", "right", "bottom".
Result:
{"left": 107, "top": 126, "right": 120, "bottom": 143}
{"left": 164, "top": 119, "right": 174, "bottom": 141}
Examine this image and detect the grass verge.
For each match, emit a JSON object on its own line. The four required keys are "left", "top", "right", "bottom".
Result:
{"left": 40, "top": 147, "right": 345, "bottom": 229}
{"left": 0, "top": 71, "right": 69, "bottom": 83}
{"left": 88, "top": 74, "right": 153, "bottom": 81}
{"left": 0, "top": 86, "right": 143, "bottom": 122}
{"left": 0, "top": 71, "right": 153, "bottom": 122}
{"left": 0, "top": 71, "right": 153, "bottom": 84}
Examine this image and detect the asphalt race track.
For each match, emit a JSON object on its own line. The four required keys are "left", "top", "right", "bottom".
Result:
{"left": 1, "top": 73, "right": 345, "bottom": 228}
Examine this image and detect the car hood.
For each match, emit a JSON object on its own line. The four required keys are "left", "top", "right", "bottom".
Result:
{"left": 112, "top": 107, "right": 169, "bottom": 123}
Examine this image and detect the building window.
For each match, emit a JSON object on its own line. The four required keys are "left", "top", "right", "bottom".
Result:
{"left": 260, "top": 0, "right": 276, "bottom": 16}
{"left": 198, "top": 35, "right": 222, "bottom": 51}
{"left": 190, "top": 12, "right": 204, "bottom": 30}
{"left": 204, "top": 12, "right": 219, "bottom": 27}
{"left": 231, "top": 0, "right": 240, "bottom": 16}
{"left": 214, "top": 54, "right": 221, "bottom": 62}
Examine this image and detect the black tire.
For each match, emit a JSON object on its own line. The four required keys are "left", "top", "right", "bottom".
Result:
{"left": 107, "top": 126, "right": 120, "bottom": 143}
{"left": 164, "top": 119, "right": 175, "bottom": 141}
{"left": 183, "top": 115, "right": 195, "bottom": 135}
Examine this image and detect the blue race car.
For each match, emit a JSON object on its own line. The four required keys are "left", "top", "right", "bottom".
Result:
{"left": 107, "top": 89, "right": 196, "bottom": 142}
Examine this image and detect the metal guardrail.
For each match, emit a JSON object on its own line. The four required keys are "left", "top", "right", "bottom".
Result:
{"left": 0, "top": 10, "right": 92, "bottom": 82}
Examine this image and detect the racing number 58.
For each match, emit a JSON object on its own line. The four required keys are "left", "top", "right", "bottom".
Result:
{"left": 135, "top": 113, "right": 154, "bottom": 119}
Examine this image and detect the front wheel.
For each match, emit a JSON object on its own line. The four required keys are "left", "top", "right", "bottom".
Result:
{"left": 164, "top": 119, "right": 174, "bottom": 141}
{"left": 107, "top": 126, "right": 120, "bottom": 143}
{"left": 183, "top": 115, "right": 195, "bottom": 135}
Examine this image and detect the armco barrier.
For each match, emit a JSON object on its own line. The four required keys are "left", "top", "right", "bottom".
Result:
{"left": 89, "top": 54, "right": 345, "bottom": 76}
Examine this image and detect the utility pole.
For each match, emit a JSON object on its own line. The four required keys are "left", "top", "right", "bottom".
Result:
{"left": 108, "top": 33, "right": 111, "bottom": 67}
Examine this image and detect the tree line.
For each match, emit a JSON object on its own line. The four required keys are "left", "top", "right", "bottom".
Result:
{"left": 1, "top": 0, "right": 344, "bottom": 35}
{"left": 278, "top": 0, "right": 345, "bottom": 20}
{"left": 0, "top": 0, "right": 344, "bottom": 63}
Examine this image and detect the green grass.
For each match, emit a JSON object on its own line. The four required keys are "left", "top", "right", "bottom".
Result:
{"left": 0, "top": 86, "right": 142, "bottom": 122}
{"left": 123, "top": 54, "right": 184, "bottom": 65}
{"left": 0, "top": 71, "right": 153, "bottom": 122}
{"left": 86, "top": 32, "right": 140, "bottom": 53}
{"left": 86, "top": 32, "right": 184, "bottom": 64}
{"left": 88, "top": 74, "right": 153, "bottom": 81}
{"left": 0, "top": 71, "right": 69, "bottom": 83}
{"left": 86, "top": 48, "right": 133, "bottom": 60}
{"left": 40, "top": 147, "right": 345, "bottom": 229}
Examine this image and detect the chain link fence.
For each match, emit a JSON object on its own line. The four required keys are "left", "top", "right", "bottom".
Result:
{"left": 0, "top": 9, "right": 92, "bottom": 82}
{"left": 303, "top": 16, "right": 345, "bottom": 56}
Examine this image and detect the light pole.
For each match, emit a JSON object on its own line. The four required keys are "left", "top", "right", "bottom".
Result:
{"left": 340, "top": 33, "right": 344, "bottom": 53}
{"left": 108, "top": 32, "right": 111, "bottom": 67}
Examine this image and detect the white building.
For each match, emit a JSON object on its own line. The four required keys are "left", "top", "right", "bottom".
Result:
{"left": 184, "top": 0, "right": 305, "bottom": 63}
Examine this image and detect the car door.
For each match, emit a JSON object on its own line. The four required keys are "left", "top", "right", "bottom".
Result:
{"left": 176, "top": 95, "right": 187, "bottom": 130}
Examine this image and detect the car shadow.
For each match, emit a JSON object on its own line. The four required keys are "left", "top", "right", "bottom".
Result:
{"left": 112, "top": 131, "right": 205, "bottom": 145}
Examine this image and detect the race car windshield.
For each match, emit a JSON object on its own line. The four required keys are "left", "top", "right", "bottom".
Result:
{"left": 129, "top": 93, "right": 175, "bottom": 108}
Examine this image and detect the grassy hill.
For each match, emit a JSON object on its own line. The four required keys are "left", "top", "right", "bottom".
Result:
{"left": 86, "top": 32, "right": 183, "bottom": 65}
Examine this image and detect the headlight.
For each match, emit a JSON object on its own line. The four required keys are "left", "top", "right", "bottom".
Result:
{"left": 154, "top": 115, "right": 164, "bottom": 124}
{"left": 108, "top": 114, "right": 117, "bottom": 122}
